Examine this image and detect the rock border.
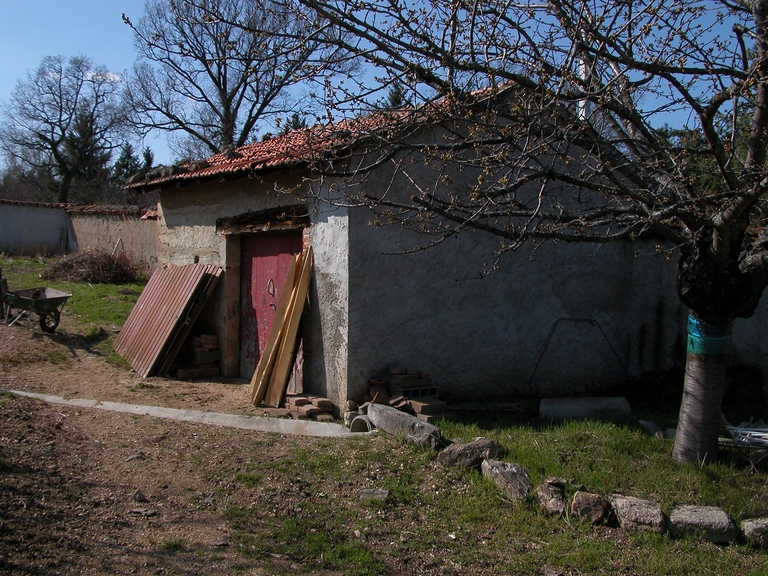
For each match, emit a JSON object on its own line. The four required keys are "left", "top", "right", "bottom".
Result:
{"left": 356, "top": 407, "right": 767, "bottom": 548}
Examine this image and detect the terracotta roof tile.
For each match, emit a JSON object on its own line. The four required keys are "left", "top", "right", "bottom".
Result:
{"left": 67, "top": 204, "right": 153, "bottom": 216}
{"left": 125, "top": 84, "right": 513, "bottom": 191}
{"left": 125, "top": 110, "right": 413, "bottom": 191}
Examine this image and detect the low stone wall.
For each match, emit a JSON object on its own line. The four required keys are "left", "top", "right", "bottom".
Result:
{"left": 69, "top": 207, "right": 159, "bottom": 272}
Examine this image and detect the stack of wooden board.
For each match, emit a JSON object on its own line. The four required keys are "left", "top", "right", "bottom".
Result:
{"left": 248, "top": 247, "right": 313, "bottom": 408}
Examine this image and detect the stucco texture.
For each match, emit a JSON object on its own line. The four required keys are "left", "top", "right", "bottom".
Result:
{"left": 70, "top": 214, "right": 158, "bottom": 272}
{"left": 345, "top": 199, "right": 686, "bottom": 402}
{"left": 0, "top": 203, "right": 73, "bottom": 256}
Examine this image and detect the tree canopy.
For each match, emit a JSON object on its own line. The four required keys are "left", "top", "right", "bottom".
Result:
{"left": 122, "top": 0, "right": 353, "bottom": 159}
{"left": 0, "top": 55, "right": 127, "bottom": 203}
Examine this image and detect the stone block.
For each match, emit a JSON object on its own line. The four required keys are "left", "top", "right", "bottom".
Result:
{"left": 437, "top": 438, "right": 501, "bottom": 469}
{"left": 668, "top": 506, "right": 737, "bottom": 544}
{"left": 571, "top": 491, "right": 610, "bottom": 524}
{"left": 367, "top": 403, "right": 447, "bottom": 449}
{"left": 536, "top": 478, "right": 567, "bottom": 516}
{"left": 481, "top": 460, "right": 532, "bottom": 502}
{"left": 611, "top": 495, "right": 665, "bottom": 533}
{"left": 361, "top": 488, "right": 389, "bottom": 501}
{"left": 416, "top": 413, "right": 441, "bottom": 424}
{"left": 742, "top": 518, "right": 768, "bottom": 548}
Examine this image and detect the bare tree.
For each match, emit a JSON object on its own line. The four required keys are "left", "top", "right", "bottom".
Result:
{"left": 122, "top": 0, "right": 352, "bottom": 159}
{"left": 292, "top": 0, "right": 768, "bottom": 463}
{"left": 0, "top": 55, "right": 127, "bottom": 204}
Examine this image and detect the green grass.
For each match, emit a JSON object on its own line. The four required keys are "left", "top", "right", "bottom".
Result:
{"left": 160, "top": 540, "right": 183, "bottom": 552}
{"left": 1, "top": 255, "right": 144, "bottom": 325}
{"left": 226, "top": 502, "right": 385, "bottom": 576}
{"left": 224, "top": 422, "right": 768, "bottom": 575}
{"left": 1, "top": 255, "right": 145, "bottom": 363}
{"left": 235, "top": 471, "right": 263, "bottom": 488}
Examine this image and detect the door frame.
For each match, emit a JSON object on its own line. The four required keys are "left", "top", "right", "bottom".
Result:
{"left": 217, "top": 205, "right": 309, "bottom": 378}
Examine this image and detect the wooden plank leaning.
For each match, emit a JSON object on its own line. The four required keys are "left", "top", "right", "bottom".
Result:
{"left": 264, "top": 246, "right": 313, "bottom": 408}
{"left": 248, "top": 253, "right": 299, "bottom": 406}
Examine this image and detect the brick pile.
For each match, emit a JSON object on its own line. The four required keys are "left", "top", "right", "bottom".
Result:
{"left": 362, "top": 367, "right": 450, "bottom": 423}
{"left": 177, "top": 334, "right": 220, "bottom": 380}
{"left": 280, "top": 394, "right": 335, "bottom": 421}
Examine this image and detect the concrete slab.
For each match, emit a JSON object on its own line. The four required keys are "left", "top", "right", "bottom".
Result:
{"left": 3, "top": 389, "right": 360, "bottom": 438}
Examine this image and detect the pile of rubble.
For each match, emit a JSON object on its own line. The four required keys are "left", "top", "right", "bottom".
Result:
{"left": 177, "top": 334, "right": 220, "bottom": 380}
{"left": 254, "top": 393, "right": 336, "bottom": 421}
{"left": 349, "top": 367, "right": 452, "bottom": 425}
{"left": 281, "top": 394, "right": 335, "bottom": 421}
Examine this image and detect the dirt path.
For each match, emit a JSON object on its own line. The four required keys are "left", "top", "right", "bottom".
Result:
{"left": 0, "top": 323, "right": 432, "bottom": 575}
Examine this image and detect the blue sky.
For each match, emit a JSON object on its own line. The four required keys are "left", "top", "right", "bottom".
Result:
{"left": 0, "top": 0, "right": 171, "bottom": 163}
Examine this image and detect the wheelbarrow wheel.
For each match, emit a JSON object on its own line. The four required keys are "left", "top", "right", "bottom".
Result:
{"left": 39, "top": 309, "right": 60, "bottom": 333}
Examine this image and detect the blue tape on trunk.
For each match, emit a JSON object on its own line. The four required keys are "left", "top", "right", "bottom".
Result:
{"left": 687, "top": 316, "right": 732, "bottom": 355}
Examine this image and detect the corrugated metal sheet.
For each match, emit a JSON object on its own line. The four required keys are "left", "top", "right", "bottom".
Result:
{"left": 114, "top": 263, "right": 222, "bottom": 378}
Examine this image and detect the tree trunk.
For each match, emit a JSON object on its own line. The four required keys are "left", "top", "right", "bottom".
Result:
{"left": 672, "top": 314, "right": 733, "bottom": 464}
{"left": 58, "top": 172, "right": 73, "bottom": 204}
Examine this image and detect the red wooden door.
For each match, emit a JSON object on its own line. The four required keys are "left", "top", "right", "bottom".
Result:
{"left": 240, "top": 231, "right": 303, "bottom": 378}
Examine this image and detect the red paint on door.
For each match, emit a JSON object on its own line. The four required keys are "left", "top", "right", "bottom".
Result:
{"left": 240, "top": 231, "right": 303, "bottom": 378}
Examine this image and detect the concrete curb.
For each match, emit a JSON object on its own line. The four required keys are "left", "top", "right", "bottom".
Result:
{"left": 3, "top": 389, "right": 362, "bottom": 438}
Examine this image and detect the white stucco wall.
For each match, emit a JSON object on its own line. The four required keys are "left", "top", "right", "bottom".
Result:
{"left": 345, "top": 200, "right": 688, "bottom": 402}
{"left": 0, "top": 202, "right": 74, "bottom": 255}
{"left": 151, "top": 160, "right": 768, "bottom": 407}
{"left": 305, "top": 200, "right": 350, "bottom": 406}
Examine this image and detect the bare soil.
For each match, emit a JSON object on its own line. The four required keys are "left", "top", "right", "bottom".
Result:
{"left": 0, "top": 320, "right": 447, "bottom": 575}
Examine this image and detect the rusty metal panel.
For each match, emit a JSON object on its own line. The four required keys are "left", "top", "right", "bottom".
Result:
{"left": 114, "top": 263, "right": 222, "bottom": 378}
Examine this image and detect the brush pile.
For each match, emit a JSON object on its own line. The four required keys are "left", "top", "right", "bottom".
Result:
{"left": 43, "top": 251, "right": 143, "bottom": 284}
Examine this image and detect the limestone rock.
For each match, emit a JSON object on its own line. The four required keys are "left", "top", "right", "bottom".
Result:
{"left": 536, "top": 477, "right": 567, "bottom": 516}
{"left": 638, "top": 420, "right": 664, "bottom": 438}
{"left": 571, "top": 491, "right": 610, "bottom": 524}
{"left": 366, "top": 403, "right": 447, "bottom": 449}
{"left": 343, "top": 410, "right": 358, "bottom": 427}
{"left": 742, "top": 518, "right": 768, "bottom": 548}
{"left": 361, "top": 488, "right": 389, "bottom": 502}
{"left": 611, "top": 495, "right": 665, "bottom": 533}
{"left": 481, "top": 460, "right": 532, "bottom": 502}
{"left": 668, "top": 506, "right": 737, "bottom": 544}
{"left": 437, "top": 438, "right": 501, "bottom": 468}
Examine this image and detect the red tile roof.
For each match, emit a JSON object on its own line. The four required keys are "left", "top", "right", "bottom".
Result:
{"left": 0, "top": 198, "right": 156, "bottom": 218}
{"left": 125, "top": 112, "right": 408, "bottom": 191}
{"left": 124, "top": 83, "right": 514, "bottom": 191}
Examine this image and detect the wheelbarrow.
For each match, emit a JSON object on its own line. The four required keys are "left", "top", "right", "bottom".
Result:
{"left": 1, "top": 282, "right": 72, "bottom": 333}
